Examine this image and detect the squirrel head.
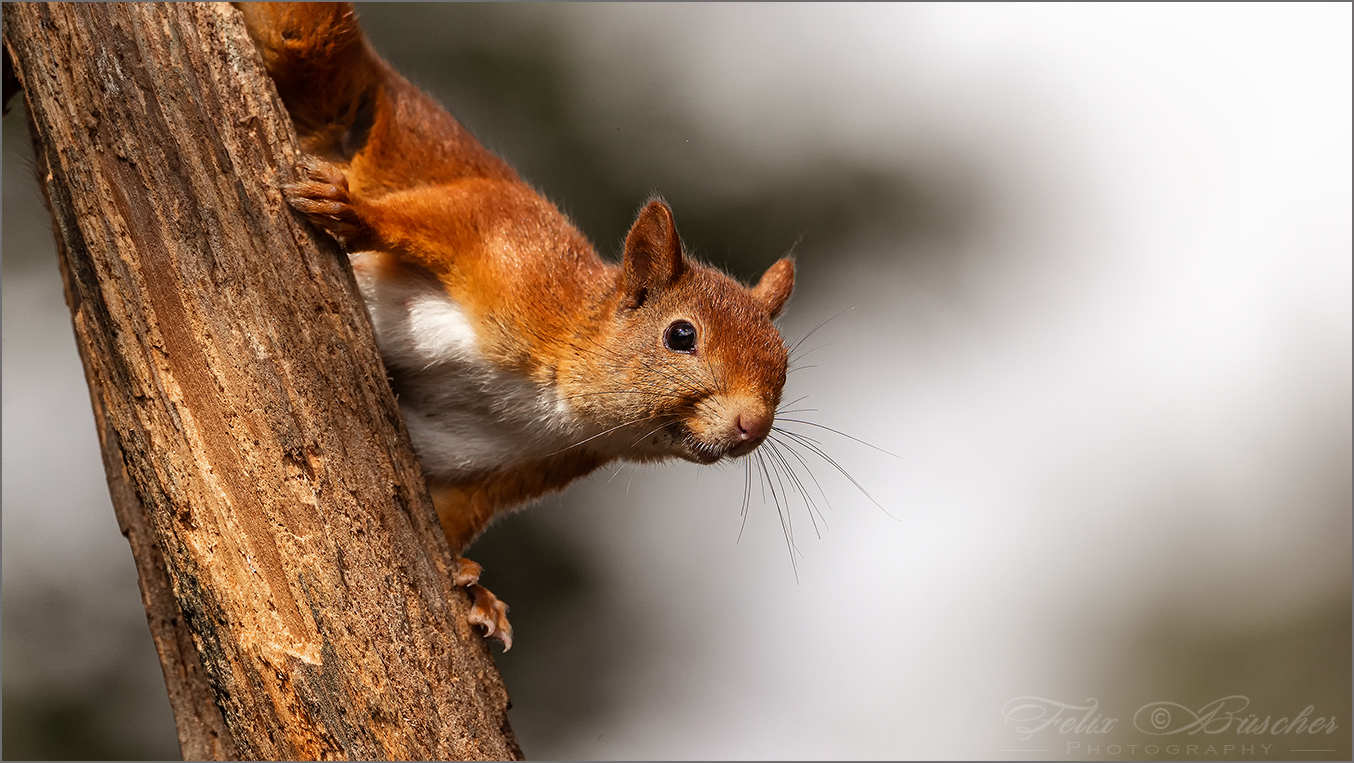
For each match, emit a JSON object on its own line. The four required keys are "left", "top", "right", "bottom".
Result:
{"left": 564, "top": 199, "right": 794, "bottom": 465}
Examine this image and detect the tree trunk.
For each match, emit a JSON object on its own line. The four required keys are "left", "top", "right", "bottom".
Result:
{"left": 2, "top": 3, "right": 522, "bottom": 759}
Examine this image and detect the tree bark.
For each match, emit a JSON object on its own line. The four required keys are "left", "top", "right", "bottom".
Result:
{"left": 3, "top": 3, "right": 521, "bottom": 759}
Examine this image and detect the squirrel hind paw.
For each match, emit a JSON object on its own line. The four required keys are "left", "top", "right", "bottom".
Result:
{"left": 452, "top": 557, "right": 512, "bottom": 650}
{"left": 465, "top": 583, "right": 513, "bottom": 651}
{"left": 450, "top": 556, "right": 483, "bottom": 587}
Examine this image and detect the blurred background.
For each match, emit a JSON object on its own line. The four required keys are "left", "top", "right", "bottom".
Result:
{"left": 3, "top": 3, "right": 1349, "bottom": 759}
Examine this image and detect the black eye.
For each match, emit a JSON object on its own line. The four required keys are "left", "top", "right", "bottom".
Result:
{"left": 664, "top": 320, "right": 697, "bottom": 353}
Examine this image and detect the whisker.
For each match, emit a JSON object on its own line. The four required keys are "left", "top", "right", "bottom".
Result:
{"left": 789, "top": 341, "right": 836, "bottom": 365}
{"left": 764, "top": 445, "right": 804, "bottom": 561}
{"left": 756, "top": 447, "right": 768, "bottom": 506}
{"left": 757, "top": 449, "right": 799, "bottom": 582}
{"left": 544, "top": 413, "right": 664, "bottom": 457}
{"left": 775, "top": 418, "right": 904, "bottom": 460}
{"left": 765, "top": 439, "right": 824, "bottom": 539}
{"left": 787, "top": 301, "right": 865, "bottom": 358}
{"left": 557, "top": 389, "right": 689, "bottom": 403}
{"left": 774, "top": 427, "right": 899, "bottom": 521}
{"left": 774, "top": 437, "right": 831, "bottom": 533}
{"left": 630, "top": 420, "right": 673, "bottom": 448}
{"left": 770, "top": 432, "right": 835, "bottom": 522}
{"left": 782, "top": 443, "right": 829, "bottom": 535}
{"left": 737, "top": 456, "right": 753, "bottom": 543}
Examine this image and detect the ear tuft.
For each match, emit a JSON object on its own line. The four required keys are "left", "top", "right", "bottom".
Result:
{"left": 620, "top": 199, "right": 685, "bottom": 309}
{"left": 750, "top": 257, "right": 795, "bottom": 319}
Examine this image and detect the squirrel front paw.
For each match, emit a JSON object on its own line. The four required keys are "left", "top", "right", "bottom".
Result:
{"left": 283, "top": 157, "right": 376, "bottom": 249}
{"left": 452, "top": 557, "right": 514, "bottom": 651}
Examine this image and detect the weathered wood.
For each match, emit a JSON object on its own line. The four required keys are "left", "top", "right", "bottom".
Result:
{"left": 3, "top": 3, "right": 521, "bottom": 759}
{"left": 23, "top": 94, "right": 242, "bottom": 759}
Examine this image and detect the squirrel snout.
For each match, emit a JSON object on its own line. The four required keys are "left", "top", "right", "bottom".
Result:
{"left": 681, "top": 401, "right": 776, "bottom": 464}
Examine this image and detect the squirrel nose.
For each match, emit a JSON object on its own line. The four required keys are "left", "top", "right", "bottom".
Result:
{"left": 735, "top": 411, "right": 772, "bottom": 443}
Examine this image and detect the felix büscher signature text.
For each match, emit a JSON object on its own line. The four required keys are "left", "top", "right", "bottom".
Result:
{"left": 1003, "top": 695, "right": 1339, "bottom": 743}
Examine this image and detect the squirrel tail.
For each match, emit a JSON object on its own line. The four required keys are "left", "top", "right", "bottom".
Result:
{"left": 236, "top": 2, "right": 517, "bottom": 190}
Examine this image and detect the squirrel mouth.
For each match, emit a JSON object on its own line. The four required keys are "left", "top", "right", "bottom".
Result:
{"left": 680, "top": 434, "right": 727, "bottom": 465}
{"left": 678, "top": 428, "right": 770, "bottom": 464}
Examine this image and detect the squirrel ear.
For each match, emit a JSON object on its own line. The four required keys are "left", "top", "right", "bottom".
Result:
{"left": 750, "top": 257, "right": 795, "bottom": 319}
{"left": 620, "top": 199, "right": 685, "bottom": 309}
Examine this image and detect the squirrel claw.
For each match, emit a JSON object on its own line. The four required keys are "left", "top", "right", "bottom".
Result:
{"left": 466, "top": 583, "right": 513, "bottom": 651}
{"left": 452, "top": 557, "right": 512, "bottom": 650}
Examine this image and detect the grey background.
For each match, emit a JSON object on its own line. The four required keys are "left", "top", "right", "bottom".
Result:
{"left": 4, "top": 4, "right": 1350, "bottom": 759}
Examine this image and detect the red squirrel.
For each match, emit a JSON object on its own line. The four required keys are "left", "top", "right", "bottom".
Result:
{"left": 238, "top": 3, "right": 794, "bottom": 649}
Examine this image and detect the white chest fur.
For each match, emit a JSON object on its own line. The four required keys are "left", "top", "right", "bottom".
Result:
{"left": 350, "top": 253, "right": 589, "bottom": 483}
